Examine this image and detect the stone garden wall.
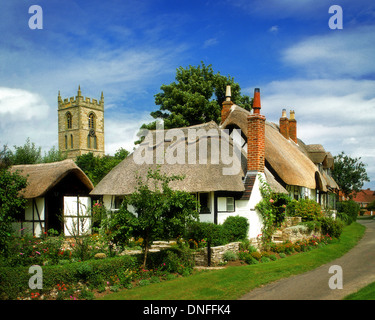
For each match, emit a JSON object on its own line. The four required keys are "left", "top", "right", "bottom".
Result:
{"left": 193, "top": 242, "right": 241, "bottom": 267}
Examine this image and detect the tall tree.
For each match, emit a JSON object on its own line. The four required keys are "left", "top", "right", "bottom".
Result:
{"left": 332, "top": 151, "right": 370, "bottom": 198}
{"left": 0, "top": 168, "right": 28, "bottom": 255}
{"left": 137, "top": 62, "right": 251, "bottom": 141}
{"left": 10, "top": 137, "right": 42, "bottom": 165}
{"left": 75, "top": 148, "right": 129, "bottom": 186}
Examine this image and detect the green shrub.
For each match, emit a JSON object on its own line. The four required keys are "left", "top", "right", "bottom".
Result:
{"left": 269, "top": 254, "right": 277, "bottom": 261}
{"left": 279, "top": 253, "right": 286, "bottom": 258}
{"left": 244, "top": 255, "right": 258, "bottom": 265}
{"left": 261, "top": 257, "right": 270, "bottom": 263}
{"left": 76, "top": 262, "right": 94, "bottom": 281}
{"left": 146, "top": 247, "right": 194, "bottom": 275}
{"left": 139, "top": 279, "right": 150, "bottom": 287}
{"left": 287, "top": 199, "right": 323, "bottom": 221}
{"left": 79, "top": 288, "right": 95, "bottom": 300}
{"left": 223, "top": 250, "right": 238, "bottom": 262}
{"left": 239, "top": 240, "right": 257, "bottom": 253}
{"left": 319, "top": 217, "right": 344, "bottom": 238}
{"left": 250, "top": 252, "right": 262, "bottom": 261}
{"left": 337, "top": 200, "right": 360, "bottom": 225}
{"left": 222, "top": 216, "right": 249, "bottom": 242}
{"left": 0, "top": 254, "right": 137, "bottom": 300}
{"left": 186, "top": 221, "right": 227, "bottom": 246}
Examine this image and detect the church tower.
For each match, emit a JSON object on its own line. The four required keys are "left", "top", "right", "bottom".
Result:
{"left": 58, "top": 86, "right": 105, "bottom": 159}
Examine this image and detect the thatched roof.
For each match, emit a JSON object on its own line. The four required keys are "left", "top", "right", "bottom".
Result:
{"left": 91, "top": 122, "right": 248, "bottom": 196}
{"left": 10, "top": 159, "right": 94, "bottom": 198}
{"left": 221, "top": 104, "right": 338, "bottom": 191}
{"left": 92, "top": 103, "right": 337, "bottom": 197}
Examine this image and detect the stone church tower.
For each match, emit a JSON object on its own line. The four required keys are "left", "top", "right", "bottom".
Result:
{"left": 58, "top": 86, "right": 105, "bottom": 159}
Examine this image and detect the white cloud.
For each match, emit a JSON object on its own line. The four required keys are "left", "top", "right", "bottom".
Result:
{"left": 260, "top": 78, "right": 375, "bottom": 189}
{"left": 203, "top": 38, "right": 218, "bottom": 48}
{"left": 0, "top": 87, "right": 56, "bottom": 150}
{"left": 269, "top": 25, "right": 279, "bottom": 33}
{"left": 0, "top": 88, "right": 49, "bottom": 121}
{"left": 105, "top": 111, "right": 154, "bottom": 155}
{"left": 282, "top": 26, "right": 375, "bottom": 78}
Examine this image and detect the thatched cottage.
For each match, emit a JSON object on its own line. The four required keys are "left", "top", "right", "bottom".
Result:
{"left": 91, "top": 87, "right": 338, "bottom": 239}
{"left": 10, "top": 159, "right": 94, "bottom": 237}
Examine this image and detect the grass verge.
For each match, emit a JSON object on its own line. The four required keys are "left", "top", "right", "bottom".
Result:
{"left": 344, "top": 282, "right": 375, "bottom": 300}
{"left": 99, "top": 222, "right": 365, "bottom": 300}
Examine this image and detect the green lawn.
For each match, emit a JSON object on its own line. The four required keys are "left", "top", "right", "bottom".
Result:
{"left": 99, "top": 222, "right": 365, "bottom": 300}
{"left": 344, "top": 282, "right": 375, "bottom": 300}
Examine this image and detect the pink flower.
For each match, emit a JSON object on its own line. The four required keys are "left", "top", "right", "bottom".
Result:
{"left": 269, "top": 199, "right": 274, "bottom": 203}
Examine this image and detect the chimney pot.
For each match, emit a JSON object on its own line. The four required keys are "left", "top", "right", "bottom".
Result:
{"left": 253, "top": 88, "right": 261, "bottom": 114}
{"left": 290, "top": 110, "right": 295, "bottom": 120}
{"left": 220, "top": 85, "right": 233, "bottom": 123}
{"left": 225, "top": 85, "right": 231, "bottom": 101}
{"left": 289, "top": 110, "right": 297, "bottom": 143}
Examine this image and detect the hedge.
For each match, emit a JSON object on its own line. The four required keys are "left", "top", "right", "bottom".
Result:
{"left": 0, "top": 254, "right": 137, "bottom": 300}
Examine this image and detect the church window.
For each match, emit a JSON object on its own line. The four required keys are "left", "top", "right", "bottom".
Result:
{"left": 66, "top": 112, "right": 72, "bottom": 129}
{"left": 70, "top": 134, "right": 73, "bottom": 148}
{"left": 65, "top": 135, "right": 68, "bottom": 149}
{"left": 88, "top": 113, "right": 95, "bottom": 129}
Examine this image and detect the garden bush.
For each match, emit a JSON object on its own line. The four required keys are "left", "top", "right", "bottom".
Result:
{"left": 186, "top": 221, "right": 227, "bottom": 247}
{"left": 222, "top": 216, "right": 249, "bottom": 242}
{"left": 337, "top": 200, "right": 360, "bottom": 225}
{"left": 146, "top": 247, "right": 194, "bottom": 275}
{"left": 223, "top": 250, "right": 238, "bottom": 262}
{"left": 287, "top": 199, "right": 323, "bottom": 221}
{"left": 250, "top": 252, "right": 262, "bottom": 261}
{"left": 318, "top": 217, "right": 344, "bottom": 239}
{"left": 0, "top": 254, "right": 137, "bottom": 300}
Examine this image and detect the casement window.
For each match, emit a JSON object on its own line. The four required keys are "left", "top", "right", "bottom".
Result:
{"left": 199, "top": 193, "right": 211, "bottom": 214}
{"left": 217, "top": 197, "right": 235, "bottom": 212}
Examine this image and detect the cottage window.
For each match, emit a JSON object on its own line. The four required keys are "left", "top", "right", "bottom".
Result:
{"left": 199, "top": 193, "right": 210, "bottom": 214}
{"left": 114, "top": 196, "right": 124, "bottom": 210}
{"left": 218, "top": 197, "right": 235, "bottom": 212}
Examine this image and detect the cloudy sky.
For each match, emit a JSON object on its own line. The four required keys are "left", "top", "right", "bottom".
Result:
{"left": 1, "top": 0, "right": 374, "bottom": 189}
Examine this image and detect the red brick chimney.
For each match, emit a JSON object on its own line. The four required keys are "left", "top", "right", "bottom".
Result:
{"left": 289, "top": 110, "right": 297, "bottom": 144}
{"left": 279, "top": 109, "right": 289, "bottom": 140}
{"left": 221, "top": 85, "right": 233, "bottom": 124}
{"left": 247, "top": 88, "right": 266, "bottom": 172}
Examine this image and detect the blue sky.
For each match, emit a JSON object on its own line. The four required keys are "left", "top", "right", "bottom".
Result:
{"left": 1, "top": 0, "right": 375, "bottom": 189}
